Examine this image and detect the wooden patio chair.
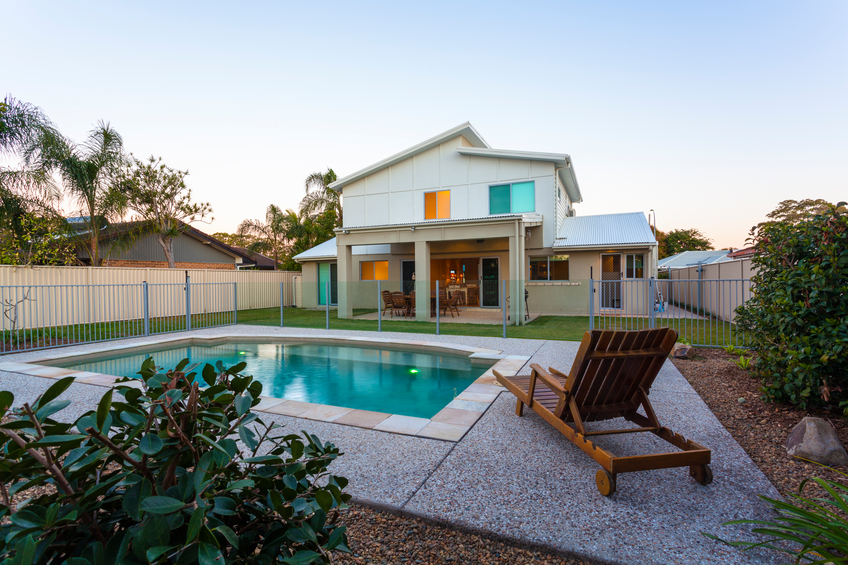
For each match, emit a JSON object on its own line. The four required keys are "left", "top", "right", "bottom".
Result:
{"left": 390, "top": 292, "right": 407, "bottom": 318}
{"left": 407, "top": 291, "right": 416, "bottom": 318}
{"left": 381, "top": 290, "right": 392, "bottom": 318}
{"left": 493, "top": 328, "right": 712, "bottom": 496}
{"left": 440, "top": 292, "right": 460, "bottom": 318}
{"left": 466, "top": 286, "right": 479, "bottom": 307}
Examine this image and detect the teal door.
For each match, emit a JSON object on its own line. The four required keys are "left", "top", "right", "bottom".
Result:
{"left": 318, "top": 263, "right": 338, "bottom": 306}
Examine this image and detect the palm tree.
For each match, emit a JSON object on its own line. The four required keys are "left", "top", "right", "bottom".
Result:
{"left": 300, "top": 169, "right": 341, "bottom": 227}
{"left": 237, "top": 204, "right": 289, "bottom": 270}
{"left": 31, "top": 122, "right": 127, "bottom": 266}
{"left": 0, "top": 96, "right": 60, "bottom": 204}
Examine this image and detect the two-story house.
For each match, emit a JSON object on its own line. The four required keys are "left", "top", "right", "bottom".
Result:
{"left": 294, "top": 123, "right": 658, "bottom": 322}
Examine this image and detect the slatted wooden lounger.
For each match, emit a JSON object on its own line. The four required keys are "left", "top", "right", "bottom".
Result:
{"left": 494, "top": 328, "right": 712, "bottom": 496}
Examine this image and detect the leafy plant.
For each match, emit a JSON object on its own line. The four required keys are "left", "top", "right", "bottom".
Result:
{"left": 705, "top": 466, "right": 848, "bottom": 563}
{"left": 0, "top": 358, "right": 351, "bottom": 564}
{"left": 736, "top": 355, "right": 752, "bottom": 371}
{"left": 736, "top": 203, "right": 848, "bottom": 413}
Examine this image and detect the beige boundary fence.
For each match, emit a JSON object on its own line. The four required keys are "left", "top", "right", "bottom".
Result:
{"left": 0, "top": 265, "right": 299, "bottom": 310}
{"left": 663, "top": 258, "right": 756, "bottom": 322}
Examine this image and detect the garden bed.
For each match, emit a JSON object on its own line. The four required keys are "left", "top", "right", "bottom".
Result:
{"left": 671, "top": 347, "right": 848, "bottom": 497}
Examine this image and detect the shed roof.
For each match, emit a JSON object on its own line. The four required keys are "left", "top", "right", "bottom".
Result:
{"left": 292, "top": 238, "right": 338, "bottom": 261}
{"left": 658, "top": 250, "right": 733, "bottom": 269}
{"left": 554, "top": 212, "right": 656, "bottom": 248}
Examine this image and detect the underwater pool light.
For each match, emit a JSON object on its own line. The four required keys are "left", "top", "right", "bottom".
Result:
{"left": 409, "top": 368, "right": 419, "bottom": 374}
{"left": 239, "top": 351, "right": 247, "bottom": 355}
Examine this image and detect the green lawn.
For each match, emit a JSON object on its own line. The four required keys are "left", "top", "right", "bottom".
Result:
{"left": 237, "top": 307, "right": 749, "bottom": 346}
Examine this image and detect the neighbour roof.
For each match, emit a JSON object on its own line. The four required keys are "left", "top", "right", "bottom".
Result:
{"left": 293, "top": 238, "right": 338, "bottom": 261}
{"left": 658, "top": 250, "right": 733, "bottom": 269}
{"left": 233, "top": 246, "right": 277, "bottom": 269}
{"left": 329, "top": 122, "right": 489, "bottom": 192}
{"left": 727, "top": 247, "right": 756, "bottom": 259}
{"left": 554, "top": 212, "right": 656, "bottom": 248}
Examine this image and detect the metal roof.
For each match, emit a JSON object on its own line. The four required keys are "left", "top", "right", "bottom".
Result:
{"left": 293, "top": 238, "right": 338, "bottom": 261}
{"left": 340, "top": 212, "right": 542, "bottom": 231}
{"left": 658, "top": 250, "right": 733, "bottom": 269}
{"left": 554, "top": 212, "right": 656, "bottom": 248}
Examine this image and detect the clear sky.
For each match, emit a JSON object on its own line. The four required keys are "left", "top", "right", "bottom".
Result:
{"left": 5, "top": 1, "right": 846, "bottom": 249}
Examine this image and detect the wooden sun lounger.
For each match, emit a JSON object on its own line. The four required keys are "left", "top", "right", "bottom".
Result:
{"left": 494, "top": 328, "right": 712, "bottom": 496}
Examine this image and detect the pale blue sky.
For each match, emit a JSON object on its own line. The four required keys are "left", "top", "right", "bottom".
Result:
{"left": 6, "top": 1, "right": 846, "bottom": 248}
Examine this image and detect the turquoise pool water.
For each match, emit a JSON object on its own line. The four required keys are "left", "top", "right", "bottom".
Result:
{"left": 60, "top": 342, "right": 490, "bottom": 419}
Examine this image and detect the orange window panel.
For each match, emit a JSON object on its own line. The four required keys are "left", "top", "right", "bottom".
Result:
{"left": 436, "top": 190, "right": 450, "bottom": 219}
{"left": 361, "top": 261, "right": 375, "bottom": 280}
{"left": 424, "top": 192, "right": 437, "bottom": 219}
{"left": 374, "top": 261, "right": 388, "bottom": 281}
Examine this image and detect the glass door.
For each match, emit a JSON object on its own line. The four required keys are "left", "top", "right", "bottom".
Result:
{"left": 480, "top": 257, "right": 500, "bottom": 307}
{"left": 600, "top": 254, "right": 622, "bottom": 309}
{"left": 318, "top": 263, "right": 338, "bottom": 306}
{"left": 401, "top": 260, "right": 415, "bottom": 294}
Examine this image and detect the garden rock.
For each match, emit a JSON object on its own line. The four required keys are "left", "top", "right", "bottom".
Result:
{"left": 671, "top": 343, "right": 694, "bottom": 359}
{"left": 786, "top": 417, "right": 848, "bottom": 466}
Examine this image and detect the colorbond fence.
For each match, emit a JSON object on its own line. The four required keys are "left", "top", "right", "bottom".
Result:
{"left": 0, "top": 265, "right": 298, "bottom": 310}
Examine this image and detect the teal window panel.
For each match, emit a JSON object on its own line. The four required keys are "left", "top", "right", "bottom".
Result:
{"left": 489, "top": 185, "right": 510, "bottom": 215}
{"left": 511, "top": 182, "right": 535, "bottom": 213}
{"left": 318, "top": 263, "right": 329, "bottom": 305}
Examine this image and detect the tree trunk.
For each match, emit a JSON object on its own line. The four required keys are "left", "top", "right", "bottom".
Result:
{"left": 157, "top": 235, "right": 176, "bottom": 268}
{"left": 90, "top": 229, "right": 100, "bottom": 267}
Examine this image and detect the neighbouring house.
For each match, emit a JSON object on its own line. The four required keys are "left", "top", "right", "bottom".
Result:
{"left": 726, "top": 246, "right": 756, "bottom": 260}
{"left": 70, "top": 219, "right": 255, "bottom": 270}
{"left": 293, "top": 123, "right": 658, "bottom": 322}
{"left": 232, "top": 247, "right": 279, "bottom": 270}
{"left": 658, "top": 250, "right": 735, "bottom": 273}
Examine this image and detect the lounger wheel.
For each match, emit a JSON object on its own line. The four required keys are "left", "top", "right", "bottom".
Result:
{"left": 690, "top": 464, "right": 713, "bottom": 486}
{"left": 596, "top": 470, "right": 617, "bottom": 496}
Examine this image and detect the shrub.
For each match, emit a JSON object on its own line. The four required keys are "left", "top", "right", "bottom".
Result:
{"left": 0, "top": 358, "right": 351, "bottom": 564}
{"left": 705, "top": 470, "right": 848, "bottom": 562}
{"left": 736, "top": 204, "right": 848, "bottom": 412}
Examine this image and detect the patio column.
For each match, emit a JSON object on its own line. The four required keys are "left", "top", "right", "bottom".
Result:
{"left": 414, "top": 240, "right": 430, "bottom": 322}
{"left": 508, "top": 222, "right": 526, "bottom": 326}
{"left": 336, "top": 242, "right": 353, "bottom": 319}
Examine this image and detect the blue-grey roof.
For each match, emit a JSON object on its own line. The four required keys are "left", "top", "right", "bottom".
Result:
{"left": 554, "top": 212, "right": 656, "bottom": 248}
{"left": 658, "top": 250, "right": 733, "bottom": 269}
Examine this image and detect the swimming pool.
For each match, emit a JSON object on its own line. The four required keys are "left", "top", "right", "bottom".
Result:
{"left": 59, "top": 342, "right": 492, "bottom": 419}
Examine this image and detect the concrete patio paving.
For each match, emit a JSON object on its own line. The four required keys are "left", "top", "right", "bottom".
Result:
{"left": 0, "top": 326, "right": 780, "bottom": 564}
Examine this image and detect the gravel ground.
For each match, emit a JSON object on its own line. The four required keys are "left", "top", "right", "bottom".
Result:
{"left": 0, "top": 328, "right": 788, "bottom": 564}
{"left": 671, "top": 348, "right": 848, "bottom": 497}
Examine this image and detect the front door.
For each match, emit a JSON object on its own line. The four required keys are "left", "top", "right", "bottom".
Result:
{"left": 318, "top": 263, "right": 338, "bottom": 306}
{"left": 401, "top": 260, "right": 415, "bottom": 294}
{"left": 600, "top": 254, "right": 622, "bottom": 309}
{"left": 480, "top": 257, "right": 500, "bottom": 307}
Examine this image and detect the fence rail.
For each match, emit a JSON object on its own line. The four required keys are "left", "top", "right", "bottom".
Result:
{"left": 0, "top": 278, "right": 236, "bottom": 354}
{"left": 589, "top": 278, "right": 752, "bottom": 347}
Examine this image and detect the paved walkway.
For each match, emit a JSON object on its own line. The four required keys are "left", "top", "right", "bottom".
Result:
{"left": 0, "top": 326, "right": 779, "bottom": 564}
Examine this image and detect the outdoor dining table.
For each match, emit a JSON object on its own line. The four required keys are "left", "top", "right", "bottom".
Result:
{"left": 402, "top": 292, "right": 443, "bottom": 317}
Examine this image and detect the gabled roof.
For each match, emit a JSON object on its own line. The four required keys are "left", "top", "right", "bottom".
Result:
{"left": 658, "top": 250, "right": 733, "bottom": 269}
{"left": 232, "top": 246, "right": 277, "bottom": 269}
{"left": 456, "top": 147, "right": 582, "bottom": 203}
{"left": 554, "top": 212, "right": 656, "bottom": 248}
{"left": 329, "top": 122, "right": 489, "bottom": 192}
{"left": 293, "top": 238, "right": 338, "bottom": 261}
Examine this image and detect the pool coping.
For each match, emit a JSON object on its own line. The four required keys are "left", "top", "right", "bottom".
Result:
{"left": 0, "top": 333, "right": 529, "bottom": 442}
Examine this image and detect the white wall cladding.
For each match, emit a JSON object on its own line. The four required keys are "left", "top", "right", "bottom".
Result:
{"left": 341, "top": 135, "right": 559, "bottom": 246}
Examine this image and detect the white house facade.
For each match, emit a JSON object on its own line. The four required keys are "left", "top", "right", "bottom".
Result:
{"left": 294, "top": 123, "right": 658, "bottom": 322}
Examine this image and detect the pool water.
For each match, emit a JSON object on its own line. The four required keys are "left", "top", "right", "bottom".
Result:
{"left": 60, "top": 342, "right": 490, "bottom": 419}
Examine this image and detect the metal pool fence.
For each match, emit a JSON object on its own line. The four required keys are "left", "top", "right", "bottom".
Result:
{"left": 589, "top": 278, "right": 753, "bottom": 348}
{"left": 0, "top": 278, "right": 237, "bottom": 354}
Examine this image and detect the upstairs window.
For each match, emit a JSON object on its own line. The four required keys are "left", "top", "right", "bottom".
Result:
{"left": 489, "top": 181, "right": 535, "bottom": 214}
{"left": 530, "top": 255, "right": 569, "bottom": 281}
{"left": 424, "top": 190, "right": 450, "bottom": 220}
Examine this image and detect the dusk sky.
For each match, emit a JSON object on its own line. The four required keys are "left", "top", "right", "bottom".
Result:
{"left": 6, "top": 1, "right": 846, "bottom": 249}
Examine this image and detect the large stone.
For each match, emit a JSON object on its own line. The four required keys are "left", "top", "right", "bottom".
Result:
{"left": 786, "top": 417, "right": 848, "bottom": 466}
{"left": 671, "top": 343, "right": 694, "bottom": 359}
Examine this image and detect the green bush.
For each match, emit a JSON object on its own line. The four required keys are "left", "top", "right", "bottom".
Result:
{"left": 736, "top": 204, "right": 848, "bottom": 412}
{"left": 0, "top": 358, "right": 351, "bottom": 564}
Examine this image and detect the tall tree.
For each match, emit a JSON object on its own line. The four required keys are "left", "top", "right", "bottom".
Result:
{"left": 662, "top": 228, "right": 713, "bottom": 257}
{"left": 300, "top": 169, "right": 341, "bottom": 227}
{"left": 237, "top": 204, "right": 289, "bottom": 270}
{"left": 120, "top": 155, "right": 213, "bottom": 268}
{"left": 764, "top": 199, "right": 846, "bottom": 224}
{"left": 212, "top": 232, "right": 253, "bottom": 248}
{"left": 30, "top": 121, "right": 127, "bottom": 266}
